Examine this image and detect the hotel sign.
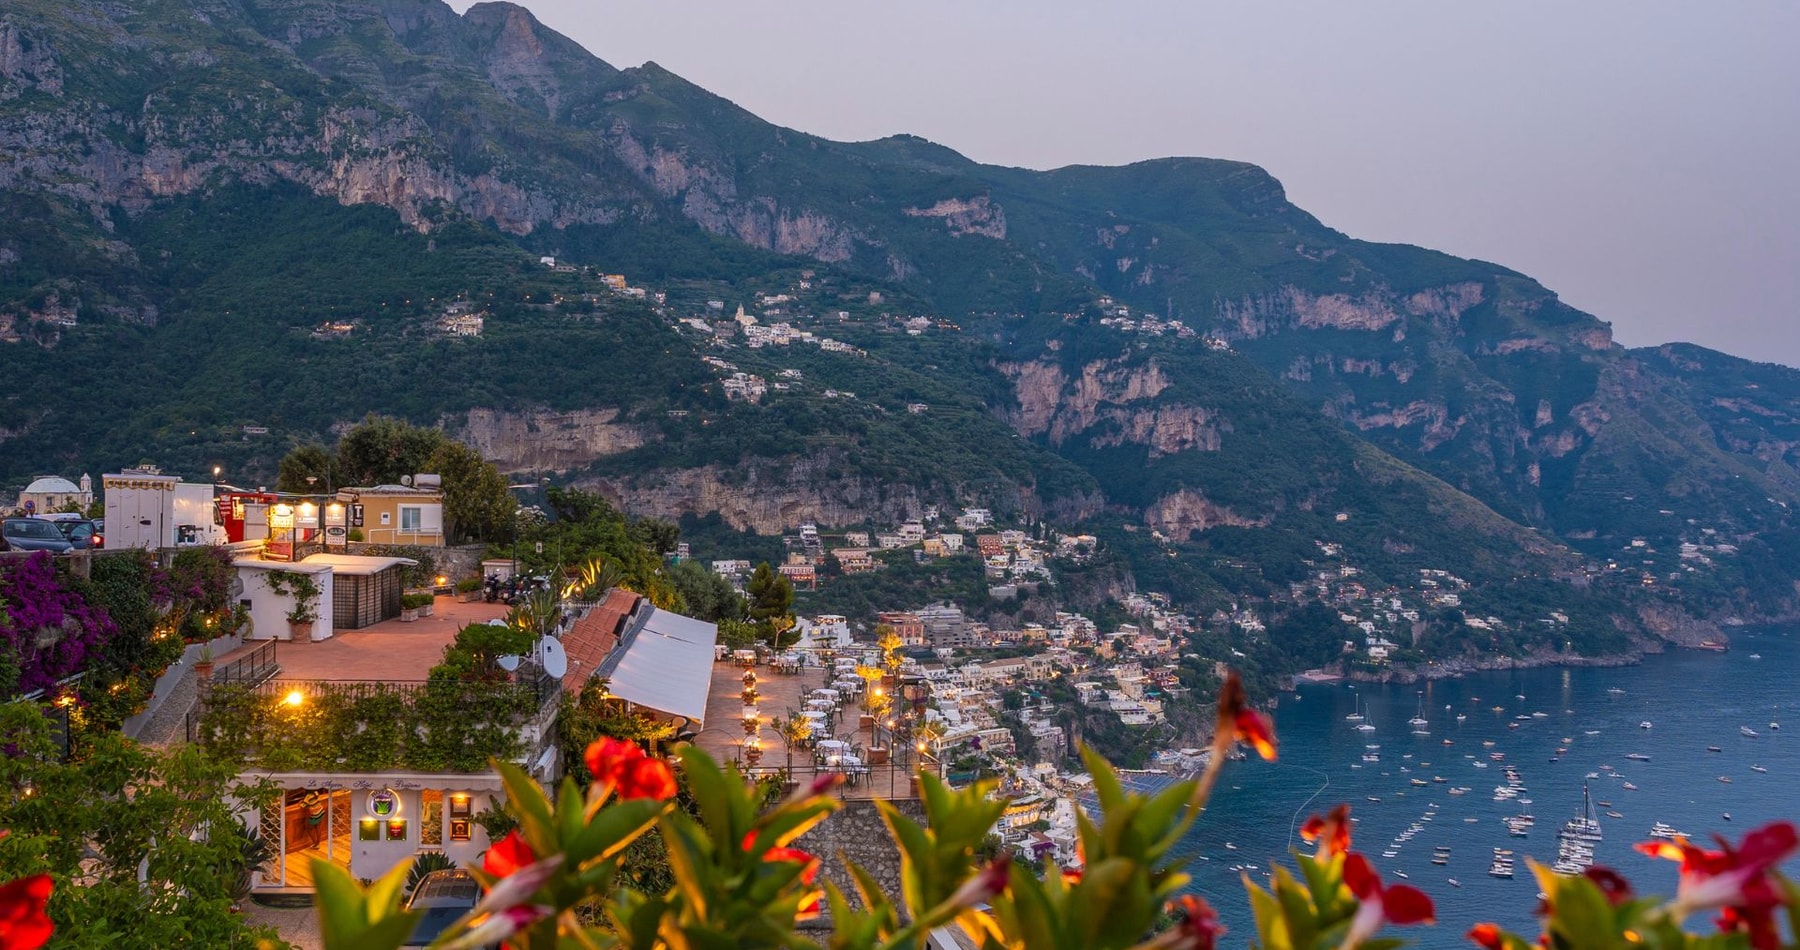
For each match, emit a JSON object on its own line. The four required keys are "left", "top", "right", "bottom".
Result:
{"left": 324, "top": 502, "right": 348, "bottom": 550}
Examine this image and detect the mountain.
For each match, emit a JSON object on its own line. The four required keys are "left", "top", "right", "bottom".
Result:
{"left": 4, "top": 0, "right": 1799, "bottom": 646}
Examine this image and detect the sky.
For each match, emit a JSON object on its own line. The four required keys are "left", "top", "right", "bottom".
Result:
{"left": 458, "top": 1, "right": 1800, "bottom": 365}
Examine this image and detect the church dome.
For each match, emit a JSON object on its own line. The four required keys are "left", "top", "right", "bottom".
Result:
{"left": 23, "top": 476, "right": 80, "bottom": 494}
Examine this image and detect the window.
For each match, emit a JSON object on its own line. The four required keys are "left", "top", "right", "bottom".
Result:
{"left": 400, "top": 507, "right": 422, "bottom": 532}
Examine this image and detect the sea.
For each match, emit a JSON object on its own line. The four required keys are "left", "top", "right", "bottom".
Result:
{"left": 1146, "top": 625, "right": 1800, "bottom": 946}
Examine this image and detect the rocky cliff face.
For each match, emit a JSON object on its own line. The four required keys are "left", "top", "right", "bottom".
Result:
{"left": 588, "top": 449, "right": 1102, "bottom": 534}
{"left": 1142, "top": 490, "right": 1266, "bottom": 541}
{"left": 452, "top": 407, "right": 650, "bottom": 474}
{"left": 583, "top": 454, "right": 928, "bottom": 534}
{"left": 1004, "top": 357, "right": 1226, "bottom": 457}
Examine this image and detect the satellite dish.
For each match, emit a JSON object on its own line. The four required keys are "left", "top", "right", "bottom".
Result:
{"left": 539, "top": 637, "right": 569, "bottom": 678}
{"left": 487, "top": 619, "right": 507, "bottom": 627}
{"left": 497, "top": 655, "right": 521, "bottom": 672}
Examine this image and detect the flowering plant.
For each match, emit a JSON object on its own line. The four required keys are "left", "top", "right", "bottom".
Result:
{"left": 312, "top": 672, "right": 1800, "bottom": 950}
{"left": 0, "top": 552, "right": 117, "bottom": 695}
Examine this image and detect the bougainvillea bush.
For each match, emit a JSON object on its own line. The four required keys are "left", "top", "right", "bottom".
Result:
{"left": 312, "top": 673, "right": 1800, "bottom": 950}
{"left": 0, "top": 553, "right": 117, "bottom": 696}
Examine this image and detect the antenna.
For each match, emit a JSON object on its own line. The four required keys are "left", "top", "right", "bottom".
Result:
{"left": 497, "top": 654, "right": 522, "bottom": 672}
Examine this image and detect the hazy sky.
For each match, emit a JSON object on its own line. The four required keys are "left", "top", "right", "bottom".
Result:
{"left": 459, "top": 1, "right": 1800, "bottom": 365}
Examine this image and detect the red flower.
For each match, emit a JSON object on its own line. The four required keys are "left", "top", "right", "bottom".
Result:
{"left": 1466, "top": 922, "right": 1506, "bottom": 949}
{"left": 1217, "top": 671, "right": 1277, "bottom": 761}
{"left": 481, "top": 831, "right": 537, "bottom": 879}
{"left": 755, "top": 841, "right": 824, "bottom": 919}
{"left": 0, "top": 875, "right": 53, "bottom": 950}
{"left": 947, "top": 858, "right": 1009, "bottom": 909}
{"left": 1343, "top": 852, "right": 1435, "bottom": 946}
{"left": 1172, "top": 895, "right": 1224, "bottom": 950}
{"left": 584, "top": 737, "right": 678, "bottom": 800}
{"left": 617, "top": 755, "right": 678, "bottom": 801}
{"left": 441, "top": 902, "right": 550, "bottom": 950}
{"left": 1060, "top": 867, "right": 1083, "bottom": 887}
{"left": 584, "top": 737, "right": 645, "bottom": 787}
{"left": 1582, "top": 866, "right": 1634, "bottom": 907}
{"left": 1636, "top": 820, "right": 1797, "bottom": 949}
{"left": 1300, "top": 804, "right": 1353, "bottom": 862}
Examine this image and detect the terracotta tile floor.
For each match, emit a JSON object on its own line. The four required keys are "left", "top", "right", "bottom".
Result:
{"left": 217, "top": 596, "right": 510, "bottom": 681}
{"left": 691, "top": 659, "right": 930, "bottom": 800}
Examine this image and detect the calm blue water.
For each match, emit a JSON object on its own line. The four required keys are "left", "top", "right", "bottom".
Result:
{"left": 1158, "top": 626, "right": 1800, "bottom": 946}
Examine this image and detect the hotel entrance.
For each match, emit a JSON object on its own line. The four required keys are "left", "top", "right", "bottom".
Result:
{"left": 257, "top": 788, "right": 353, "bottom": 888}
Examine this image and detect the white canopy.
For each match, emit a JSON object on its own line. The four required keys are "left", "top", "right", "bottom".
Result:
{"left": 597, "top": 606, "right": 720, "bottom": 728}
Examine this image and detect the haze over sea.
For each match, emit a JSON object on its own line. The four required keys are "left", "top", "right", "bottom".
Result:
{"left": 1149, "top": 627, "right": 1800, "bottom": 946}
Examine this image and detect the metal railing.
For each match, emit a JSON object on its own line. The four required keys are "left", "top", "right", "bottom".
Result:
{"left": 212, "top": 640, "right": 279, "bottom": 688}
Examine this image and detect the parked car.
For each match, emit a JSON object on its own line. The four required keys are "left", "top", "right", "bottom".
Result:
{"left": 57, "top": 518, "right": 104, "bottom": 550}
{"left": 402, "top": 869, "right": 493, "bottom": 948}
{"left": 1, "top": 518, "right": 75, "bottom": 553}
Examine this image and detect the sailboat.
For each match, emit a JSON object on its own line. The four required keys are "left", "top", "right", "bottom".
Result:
{"left": 1409, "top": 694, "right": 1430, "bottom": 727}
{"left": 1558, "top": 782, "right": 1603, "bottom": 845}
{"left": 1345, "top": 694, "right": 1365, "bottom": 722}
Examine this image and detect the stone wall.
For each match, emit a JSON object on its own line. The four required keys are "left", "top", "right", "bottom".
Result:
{"left": 794, "top": 797, "right": 925, "bottom": 930}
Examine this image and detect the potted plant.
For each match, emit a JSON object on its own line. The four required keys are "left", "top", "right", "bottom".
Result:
{"left": 400, "top": 593, "right": 431, "bottom": 622}
{"left": 194, "top": 643, "right": 216, "bottom": 690}
{"left": 266, "top": 570, "right": 321, "bottom": 642}
{"left": 455, "top": 577, "right": 483, "bottom": 603}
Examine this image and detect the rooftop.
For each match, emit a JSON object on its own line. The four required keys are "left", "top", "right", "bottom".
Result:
{"left": 215, "top": 595, "right": 507, "bottom": 681}
{"left": 561, "top": 588, "right": 641, "bottom": 694}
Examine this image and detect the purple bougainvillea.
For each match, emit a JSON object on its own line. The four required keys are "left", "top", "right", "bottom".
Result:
{"left": 0, "top": 553, "right": 118, "bottom": 695}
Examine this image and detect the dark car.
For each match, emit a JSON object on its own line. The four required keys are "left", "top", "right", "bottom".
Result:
{"left": 58, "top": 519, "right": 104, "bottom": 550}
{"left": 402, "top": 868, "right": 493, "bottom": 948}
{"left": 1, "top": 518, "right": 74, "bottom": 553}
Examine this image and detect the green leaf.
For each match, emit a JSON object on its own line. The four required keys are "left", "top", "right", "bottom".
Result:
{"left": 1246, "top": 878, "right": 1295, "bottom": 950}
{"left": 677, "top": 746, "right": 740, "bottom": 853}
{"left": 567, "top": 796, "right": 666, "bottom": 867}
{"left": 658, "top": 811, "right": 716, "bottom": 920}
{"left": 312, "top": 859, "right": 419, "bottom": 950}
{"left": 1269, "top": 866, "right": 1318, "bottom": 949}
{"left": 496, "top": 759, "right": 559, "bottom": 857}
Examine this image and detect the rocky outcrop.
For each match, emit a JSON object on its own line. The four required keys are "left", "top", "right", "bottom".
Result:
{"left": 1003, "top": 358, "right": 1226, "bottom": 458}
{"left": 1005, "top": 358, "right": 1170, "bottom": 442}
{"left": 0, "top": 20, "right": 62, "bottom": 97}
{"left": 902, "top": 195, "right": 1006, "bottom": 239}
{"left": 451, "top": 407, "right": 650, "bottom": 474}
{"left": 1633, "top": 602, "right": 1723, "bottom": 649}
{"left": 1340, "top": 400, "right": 1467, "bottom": 452}
{"left": 1143, "top": 490, "right": 1266, "bottom": 541}
{"left": 1088, "top": 406, "right": 1226, "bottom": 457}
{"left": 1217, "top": 287, "right": 1403, "bottom": 339}
{"left": 588, "top": 455, "right": 929, "bottom": 534}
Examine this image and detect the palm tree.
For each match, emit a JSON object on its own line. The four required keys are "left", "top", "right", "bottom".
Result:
{"left": 509, "top": 581, "right": 564, "bottom": 644}
{"left": 775, "top": 711, "right": 814, "bottom": 778}
{"left": 565, "top": 557, "right": 625, "bottom": 602}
